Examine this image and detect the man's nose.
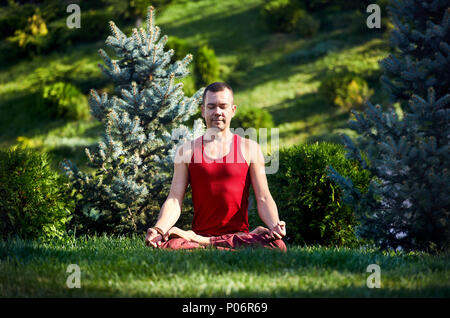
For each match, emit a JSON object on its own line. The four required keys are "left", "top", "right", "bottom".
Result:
{"left": 213, "top": 107, "right": 223, "bottom": 116}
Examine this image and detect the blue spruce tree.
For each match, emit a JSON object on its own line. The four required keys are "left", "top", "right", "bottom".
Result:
{"left": 380, "top": 0, "right": 449, "bottom": 105}
{"left": 327, "top": 0, "right": 449, "bottom": 252}
{"left": 60, "top": 6, "right": 205, "bottom": 234}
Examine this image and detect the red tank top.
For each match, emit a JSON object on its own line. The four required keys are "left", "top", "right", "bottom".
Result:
{"left": 188, "top": 133, "right": 251, "bottom": 236}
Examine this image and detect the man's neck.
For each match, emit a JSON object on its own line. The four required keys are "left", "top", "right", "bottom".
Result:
{"left": 204, "top": 128, "right": 233, "bottom": 143}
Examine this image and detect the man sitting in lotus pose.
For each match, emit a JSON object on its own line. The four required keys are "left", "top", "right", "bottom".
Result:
{"left": 145, "top": 82, "right": 287, "bottom": 252}
{"left": 164, "top": 225, "right": 272, "bottom": 245}
{"left": 157, "top": 224, "right": 285, "bottom": 251}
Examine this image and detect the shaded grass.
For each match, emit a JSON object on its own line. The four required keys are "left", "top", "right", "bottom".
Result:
{"left": 0, "top": 42, "right": 108, "bottom": 172}
{"left": 1, "top": 235, "right": 448, "bottom": 297}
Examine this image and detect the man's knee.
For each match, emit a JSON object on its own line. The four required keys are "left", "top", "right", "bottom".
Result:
{"left": 269, "top": 239, "right": 287, "bottom": 252}
{"left": 159, "top": 237, "right": 204, "bottom": 250}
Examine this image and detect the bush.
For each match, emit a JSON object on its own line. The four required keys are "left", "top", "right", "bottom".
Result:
{"left": 0, "top": 2, "right": 35, "bottom": 41}
{"left": 299, "top": 0, "right": 376, "bottom": 12}
{"left": 319, "top": 68, "right": 373, "bottom": 111}
{"left": 0, "top": 39, "right": 24, "bottom": 65}
{"left": 45, "top": 9, "right": 111, "bottom": 47}
{"left": 266, "top": 141, "right": 372, "bottom": 247}
{"left": 6, "top": 8, "right": 49, "bottom": 55}
{"left": 69, "top": 9, "right": 111, "bottom": 42}
{"left": 0, "top": 146, "right": 74, "bottom": 240}
{"left": 334, "top": 78, "right": 373, "bottom": 111}
{"left": 261, "top": 0, "right": 294, "bottom": 32}
{"left": 292, "top": 9, "right": 320, "bottom": 37}
{"left": 101, "top": 0, "right": 174, "bottom": 21}
{"left": 261, "top": 0, "right": 319, "bottom": 36}
{"left": 166, "top": 36, "right": 191, "bottom": 62}
{"left": 45, "top": 18, "right": 75, "bottom": 51}
{"left": 38, "top": 82, "right": 90, "bottom": 120}
{"left": 194, "top": 45, "right": 220, "bottom": 87}
{"left": 231, "top": 107, "right": 274, "bottom": 132}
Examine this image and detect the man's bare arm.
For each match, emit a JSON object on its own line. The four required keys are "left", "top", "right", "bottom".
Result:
{"left": 154, "top": 143, "right": 190, "bottom": 233}
{"left": 248, "top": 140, "right": 286, "bottom": 239}
{"left": 145, "top": 142, "right": 190, "bottom": 247}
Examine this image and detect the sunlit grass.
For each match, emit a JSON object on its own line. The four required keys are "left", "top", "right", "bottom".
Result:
{"left": 1, "top": 235, "right": 448, "bottom": 297}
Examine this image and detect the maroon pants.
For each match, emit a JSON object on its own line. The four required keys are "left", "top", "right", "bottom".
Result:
{"left": 158, "top": 232, "right": 287, "bottom": 252}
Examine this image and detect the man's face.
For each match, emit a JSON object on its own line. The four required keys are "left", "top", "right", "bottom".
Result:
{"left": 202, "top": 89, "right": 236, "bottom": 131}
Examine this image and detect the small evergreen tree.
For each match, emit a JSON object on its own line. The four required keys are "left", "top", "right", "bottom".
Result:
{"left": 194, "top": 45, "right": 219, "bottom": 87}
{"left": 379, "top": 0, "right": 449, "bottom": 106}
{"left": 327, "top": 0, "right": 449, "bottom": 252}
{"left": 0, "top": 146, "right": 73, "bottom": 240}
{"left": 60, "top": 6, "right": 205, "bottom": 235}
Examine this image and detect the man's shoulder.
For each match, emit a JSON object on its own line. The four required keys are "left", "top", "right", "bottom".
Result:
{"left": 175, "top": 138, "right": 198, "bottom": 164}
{"left": 239, "top": 135, "right": 258, "bottom": 147}
{"left": 238, "top": 135, "right": 261, "bottom": 164}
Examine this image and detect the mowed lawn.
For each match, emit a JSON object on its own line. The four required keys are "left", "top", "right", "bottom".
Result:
{"left": 1, "top": 235, "right": 449, "bottom": 297}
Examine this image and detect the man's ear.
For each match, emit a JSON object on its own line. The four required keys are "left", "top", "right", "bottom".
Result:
{"left": 232, "top": 104, "right": 237, "bottom": 117}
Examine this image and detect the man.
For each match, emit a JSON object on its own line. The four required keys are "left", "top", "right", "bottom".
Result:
{"left": 145, "top": 82, "right": 286, "bottom": 251}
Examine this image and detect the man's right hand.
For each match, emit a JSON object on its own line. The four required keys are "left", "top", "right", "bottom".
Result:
{"left": 145, "top": 228, "right": 164, "bottom": 248}
{"left": 269, "top": 221, "right": 286, "bottom": 241}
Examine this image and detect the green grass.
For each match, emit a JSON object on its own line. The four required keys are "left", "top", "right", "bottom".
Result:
{"left": 1, "top": 235, "right": 449, "bottom": 297}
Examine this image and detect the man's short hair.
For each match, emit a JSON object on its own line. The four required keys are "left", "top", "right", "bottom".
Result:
{"left": 202, "top": 82, "right": 234, "bottom": 106}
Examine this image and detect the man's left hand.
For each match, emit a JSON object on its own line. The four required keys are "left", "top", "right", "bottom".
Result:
{"left": 269, "top": 221, "right": 286, "bottom": 240}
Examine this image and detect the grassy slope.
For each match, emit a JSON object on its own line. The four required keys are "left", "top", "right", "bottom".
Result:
{"left": 0, "top": 0, "right": 390, "bottom": 173}
{"left": 1, "top": 235, "right": 448, "bottom": 297}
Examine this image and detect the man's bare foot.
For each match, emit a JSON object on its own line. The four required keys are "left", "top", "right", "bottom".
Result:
{"left": 250, "top": 226, "right": 270, "bottom": 235}
{"left": 166, "top": 227, "right": 196, "bottom": 241}
{"left": 166, "top": 227, "right": 212, "bottom": 246}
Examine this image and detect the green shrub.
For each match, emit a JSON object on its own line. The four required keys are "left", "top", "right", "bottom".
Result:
{"left": 100, "top": 0, "right": 174, "bottom": 21}
{"left": 45, "top": 18, "right": 75, "bottom": 51}
{"left": 32, "top": 60, "right": 108, "bottom": 95}
{"left": 301, "top": 0, "right": 334, "bottom": 11}
{"left": 194, "top": 45, "right": 220, "bottom": 87}
{"left": 0, "top": 39, "right": 24, "bottom": 65}
{"left": 261, "top": 0, "right": 319, "bottom": 36}
{"left": 177, "top": 74, "right": 197, "bottom": 98}
{"left": 0, "top": 2, "right": 35, "bottom": 41}
{"left": 231, "top": 106, "right": 274, "bottom": 132}
{"left": 334, "top": 77, "right": 373, "bottom": 111}
{"left": 319, "top": 69, "right": 373, "bottom": 111}
{"left": 261, "top": 0, "right": 296, "bottom": 33}
{"left": 38, "top": 82, "right": 90, "bottom": 120}
{"left": 68, "top": 9, "right": 111, "bottom": 42}
{"left": 267, "top": 141, "right": 372, "bottom": 247}
{"left": 5, "top": 8, "right": 49, "bottom": 55}
{"left": 299, "top": 0, "right": 375, "bottom": 12}
{"left": 166, "top": 36, "right": 191, "bottom": 62}
{"left": 292, "top": 9, "right": 320, "bottom": 37}
{"left": 0, "top": 146, "right": 74, "bottom": 240}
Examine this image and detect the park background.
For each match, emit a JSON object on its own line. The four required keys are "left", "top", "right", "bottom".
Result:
{"left": 0, "top": 0, "right": 448, "bottom": 297}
